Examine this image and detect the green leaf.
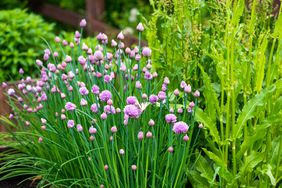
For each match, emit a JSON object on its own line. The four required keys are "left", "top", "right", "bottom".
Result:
{"left": 239, "top": 151, "right": 264, "bottom": 175}
{"left": 233, "top": 85, "right": 276, "bottom": 138}
{"left": 203, "top": 149, "right": 233, "bottom": 182}
{"left": 198, "top": 64, "right": 220, "bottom": 123}
{"left": 195, "top": 109, "right": 220, "bottom": 144}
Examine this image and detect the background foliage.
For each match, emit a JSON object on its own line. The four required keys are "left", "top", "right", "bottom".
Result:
{"left": 0, "top": 9, "right": 54, "bottom": 82}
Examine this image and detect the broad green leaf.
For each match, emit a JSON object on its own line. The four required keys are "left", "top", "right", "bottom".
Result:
{"left": 203, "top": 149, "right": 233, "bottom": 182}
{"left": 266, "top": 165, "right": 276, "bottom": 186}
{"left": 239, "top": 151, "right": 264, "bottom": 175}
{"left": 194, "top": 155, "right": 215, "bottom": 183}
{"left": 233, "top": 85, "right": 276, "bottom": 138}
{"left": 237, "top": 122, "right": 270, "bottom": 160}
{"left": 195, "top": 109, "right": 220, "bottom": 144}
{"left": 198, "top": 64, "right": 220, "bottom": 123}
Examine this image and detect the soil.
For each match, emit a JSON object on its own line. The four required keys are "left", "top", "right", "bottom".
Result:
{"left": 0, "top": 177, "right": 37, "bottom": 188}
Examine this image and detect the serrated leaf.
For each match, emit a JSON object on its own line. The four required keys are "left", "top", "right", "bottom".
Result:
{"left": 233, "top": 85, "right": 276, "bottom": 138}
{"left": 239, "top": 151, "right": 264, "bottom": 175}
{"left": 195, "top": 109, "right": 220, "bottom": 143}
{"left": 198, "top": 64, "right": 220, "bottom": 123}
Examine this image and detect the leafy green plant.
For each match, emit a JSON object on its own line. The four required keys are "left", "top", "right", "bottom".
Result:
{"left": 0, "top": 9, "right": 54, "bottom": 82}
{"left": 187, "top": 0, "right": 282, "bottom": 187}
{"left": 146, "top": 0, "right": 211, "bottom": 87}
{"left": 0, "top": 21, "right": 203, "bottom": 187}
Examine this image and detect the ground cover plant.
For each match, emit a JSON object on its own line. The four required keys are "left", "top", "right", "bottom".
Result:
{"left": 0, "top": 20, "right": 203, "bottom": 187}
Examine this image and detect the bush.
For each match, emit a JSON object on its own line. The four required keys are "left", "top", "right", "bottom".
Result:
{"left": 0, "top": 9, "right": 54, "bottom": 82}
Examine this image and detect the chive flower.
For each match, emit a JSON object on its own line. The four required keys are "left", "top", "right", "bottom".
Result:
{"left": 165, "top": 114, "right": 177, "bottom": 123}
{"left": 99, "top": 90, "right": 112, "bottom": 102}
{"left": 172, "top": 121, "right": 189, "bottom": 134}
{"left": 65, "top": 102, "right": 76, "bottom": 111}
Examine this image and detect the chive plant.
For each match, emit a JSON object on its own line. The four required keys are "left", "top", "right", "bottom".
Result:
{"left": 0, "top": 19, "right": 202, "bottom": 187}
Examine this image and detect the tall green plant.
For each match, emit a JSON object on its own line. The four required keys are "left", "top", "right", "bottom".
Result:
{"left": 189, "top": 0, "right": 282, "bottom": 187}
{"left": 146, "top": 0, "right": 225, "bottom": 87}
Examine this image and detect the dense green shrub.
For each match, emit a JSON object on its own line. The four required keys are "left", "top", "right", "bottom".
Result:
{"left": 0, "top": 9, "right": 54, "bottom": 82}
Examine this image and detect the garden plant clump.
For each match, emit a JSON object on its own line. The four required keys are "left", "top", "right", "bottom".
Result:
{"left": 0, "top": 19, "right": 203, "bottom": 187}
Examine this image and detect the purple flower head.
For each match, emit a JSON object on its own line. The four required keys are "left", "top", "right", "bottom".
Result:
{"left": 135, "top": 81, "right": 142, "bottom": 89}
{"left": 101, "top": 112, "right": 107, "bottom": 120}
{"left": 135, "top": 54, "right": 141, "bottom": 61}
{"left": 184, "top": 85, "right": 192, "bottom": 93}
{"left": 124, "top": 104, "right": 142, "bottom": 118}
{"left": 41, "top": 93, "right": 48, "bottom": 101}
{"left": 189, "top": 101, "right": 195, "bottom": 108}
{"left": 43, "top": 53, "right": 49, "bottom": 61}
{"left": 149, "top": 95, "right": 158, "bottom": 104}
{"left": 138, "top": 131, "right": 144, "bottom": 140}
{"left": 80, "top": 19, "right": 87, "bottom": 27}
{"left": 7, "top": 88, "right": 15, "bottom": 96}
{"left": 79, "top": 87, "right": 89, "bottom": 96}
{"left": 80, "top": 98, "right": 88, "bottom": 106}
{"left": 104, "top": 75, "right": 112, "bottom": 83}
{"left": 161, "top": 84, "right": 167, "bottom": 92}
{"left": 177, "top": 108, "right": 183, "bottom": 114}
{"left": 65, "top": 102, "right": 76, "bottom": 111}
{"left": 146, "top": 131, "right": 153, "bottom": 138}
{"left": 142, "top": 47, "right": 152, "bottom": 57}
{"left": 183, "top": 134, "right": 189, "bottom": 142}
{"left": 180, "top": 81, "right": 187, "bottom": 89}
{"left": 91, "top": 85, "right": 100, "bottom": 94}
{"left": 68, "top": 71, "right": 75, "bottom": 79}
{"left": 132, "top": 165, "right": 137, "bottom": 171}
{"left": 48, "top": 63, "right": 56, "bottom": 72}
{"left": 78, "top": 56, "right": 86, "bottom": 65}
{"left": 144, "top": 71, "right": 153, "bottom": 80}
{"left": 149, "top": 119, "right": 155, "bottom": 126}
{"left": 165, "top": 114, "right": 177, "bottom": 123}
{"left": 136, "top": 22, "right": 144, "bottom": 32}
{"left": 126, "top": 96, "right": 137, "bottom": 105}
{"left": 164, "top": 77, "right": 170, "bottom": 85}
{"left": 111, "top": 126, "right": 118, "bottom": 133}
{"left": 174, "top": 89, "right": 180, "bottom": 96}
{"left": 158, "top": 91, "right": 166, "bottom": 100}
{"left": 62, "top": 40, "right": 68, "bottom": 46}
{"left": 65, "top": 55, "right": 72, "bottom": 63}
{"left": 194, "top": 90, "right": 200, "bottom": 97}
{"left": 173, "top": 121, "right": 189, "bottom": 134}
{"left": 89, "top": 126, "right": 97, "bottom": 134}
{"left": 36, "top": 60, "right": 43, "bottom": 66}
{"left": 94, "top": 50, "right": 103, "bottom": 61}
{"left": 67, "top": 120, "right": 75, "bottom": 128}
{"left": 111, "top": 39, "right": 117, "bottom": 47}
{"left": 55, "top": 36, "right": 60, "bottom": 43}
{"left": 19, "top": 68, "right": 24, "bottom": 74}
{"left": 91, "top": 103, "right": 99, "bottom": 113}
{"left": 77, "top": 124, "right": 83, "bottom": 132}
{"left": 75, "top": 31, "right": 81, "bottom": 38}
{"left": 2, "top": 82, "right": 7, "bottom": 88}
{"left": 104, "top": 105, "right": 116, "bottom": 114}
{"left": 99, "top": 90, "right": 112, "bottom": 102}
{"left": 117, "top": 31, "right": 124, "bottom": 40}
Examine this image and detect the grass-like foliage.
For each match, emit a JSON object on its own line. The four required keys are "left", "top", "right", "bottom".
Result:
{"left": 0, "top": 20, "right": 202, "bottom": 187}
